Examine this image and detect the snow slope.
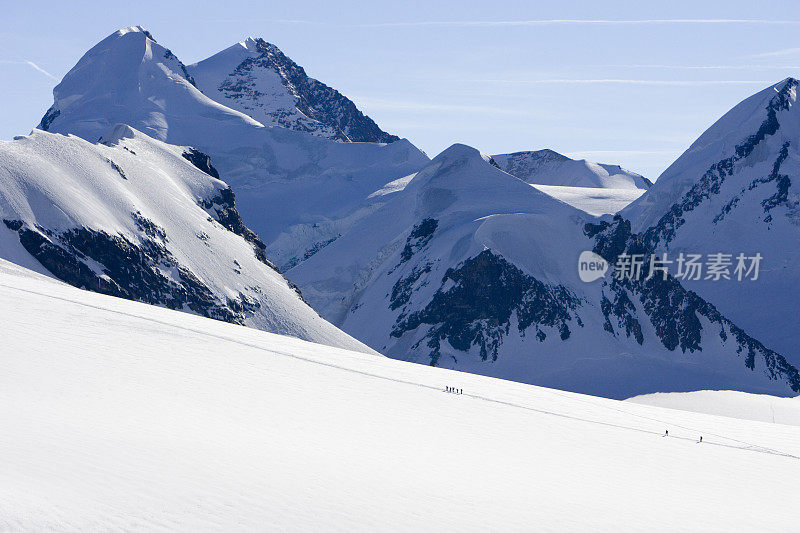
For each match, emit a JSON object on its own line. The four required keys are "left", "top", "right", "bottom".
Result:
{"left": 289, "top": 143, "right": 799, "bottom": 398}
{"left": 0, "top": 126, "right": 371, "bottom": 353}
{"left": 493, "top": 149, "right": 652, "bottom": 189}
{"left": 365, "top": 177, "right": 644, "bottom": 216}
{"left": 39, "top": 27, "right": 429, "bottom": 270}
{"left": 489, "top": 149, "right": 650, "bottom": 214}
{"left": 1, "top": 258, "right": 798, "bottom": 531}
{"left": 37, "top": 26, "right": 264, "bottom": 142}
{"left": 188, "top": 37, "right": 399, "bottom": 143}
{"left": 621, "top": 78, "right": 800, "bottom": 365}
{"left": 530, "top": 184, "right": 645, "bottom": 216}
{"left": 627, "top": 390, "right": 800, "bottom": 426}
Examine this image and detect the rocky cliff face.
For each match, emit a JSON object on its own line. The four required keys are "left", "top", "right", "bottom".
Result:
{"left": 621, "top": 78, "right": 800, "bottom": 365}
{"left": 189, "top": 37, "right": 399, "bottom": 143}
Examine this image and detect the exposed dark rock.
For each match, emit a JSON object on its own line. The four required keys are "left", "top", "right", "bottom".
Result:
{"left": 399, "top": 218, "right": 438, "bottom": 264}
{"left": 5, "top": 220, "right": 250, "bottom": 323}
{"left": 392, "top": 250, "right": 580, "bottom": 365}
{"left": 131, "top": 212, "right": 167, "bottom": 241}
{"left": 3, "top": 219, "right": 24, "bottom": 231}
{"left": 164, "top": 49, "right": 197, "bottom": 87}
{"left": 139, "top": 28, "right": 156, "bottom": 42}
{"left": 390, "top": 262, "right": 432, "bottom": 310}
{"left": 198, "top": 187, "right": 269, "bottom": 264}
{"left": 486, "top": 156, "right": 502, "bottom": 170}
{"left": 182, "top": 148, "right": 220, "bottom": 179}
{"left": 760, "top": 141, "right": 792, "bottom": 214}
{"left": 108, "top": 159, "right": 127, "bottom": 180}
{"left": 715, "top": 141, "right": 793, "bottom": 223}
{"left": 38, "top": 106, "right": 60, "bottom": 131}
{"left": 600, "top": 289, "right": 643, "bottom": 345}
{"left": 284, "top": 235, "right": 341, "bottom": 270}
{"left": 644, "top": 78, "right": 798, "bottom": 248}
{"left": 197, "top": 187, "right": 309, "bottom": 305}
{"left": 222, "top": 38, "right": 399, "bottom": 143}
{"left": 586, "top": 215, "right": 800, "bottom": 392}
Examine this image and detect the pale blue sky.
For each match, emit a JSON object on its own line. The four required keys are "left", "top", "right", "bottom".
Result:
{"left": 1, "top": 0, "right": 799, "bottom": 179}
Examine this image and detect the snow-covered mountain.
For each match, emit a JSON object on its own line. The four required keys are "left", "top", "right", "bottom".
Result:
{"left": 2, "top": 257, "right": 799, "bottom": 530}
{"left": 26, "top": 26, "right": 798, "bottom": 398}
{"left": 38, "top": 26, "right": 263, "bottom": 142}
{"left": 622, "top": 77, "right": 800, "bottom": 365}
{"left": 38, "top": 27, "right": 430, "bottom": 271}
{"left": 493, "top": 149, "right": 652, "bottom": 189}
{"left": 0, "top": 125, "right": 372, "bottom": 353}
{"left": 491, "top": 149, "right": 650, "bottom": 215}
{"left": 188, "top": 37, "right": 399, "bottom": 143}
{"left": 289, "top": 143, "right": 799, "bottom": 398}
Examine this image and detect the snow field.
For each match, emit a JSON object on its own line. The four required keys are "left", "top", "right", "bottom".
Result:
{"left": 1, "top": 260, "right": 798, "bottom": 531}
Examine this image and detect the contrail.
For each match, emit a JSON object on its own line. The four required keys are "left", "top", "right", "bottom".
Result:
{"left": 1, "top": 59, "right": 57, "bottom": 80}
{"left": 352, "top": 19, "right": 800, "bottom": 28}
{"left": 24, "top": 61, "right": 57, "bottom": 81}
{"left": 746, "top": 47, "right": 800, "bottom": 59}
{"left": 451, "top": 79, "right": 773, "bottom": 86}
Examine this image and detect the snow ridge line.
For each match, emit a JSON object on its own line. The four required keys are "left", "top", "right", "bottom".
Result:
{"left": 3, "top": 280, "right": 798, "bottom": 462}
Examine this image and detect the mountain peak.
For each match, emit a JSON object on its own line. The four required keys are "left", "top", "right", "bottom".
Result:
{"left": 37, "top": 27, "right": 260, "bottom": 141}
{"left": 492, "top": 149, "right": 650, "bottom": 189}
{"left": 188, "top": 38, "right": 399, "bottom": 143}
{"left": 405, "top": 143, "right": 580, "bottom": 219}
{"left": 432, "top": 143, "right": 486, "bottom": 162}
{"left": 624, "top": 76, "right": 798, "bottom": 230}
{"left": 239, "top": 36, "right": 259, "bottom": 51}
{"left": 115, "top": 25, "right": 155, "bottom": 41}
{"left": 238, "top": 36, "right": 278, "bottom": 54}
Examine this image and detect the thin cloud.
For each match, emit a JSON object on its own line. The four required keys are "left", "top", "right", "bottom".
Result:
{"left": 353, "top": 97, "right": 542, "bottom": 115}
{"left": 0, "top": 59, "right": 57, "bottom": 80}
{"left": 352, "top": 19, "right": 800, "bottom": 28}
{"left": 24, "top": 61, "right": 57, "bottom": 80}
{"left": 565, "top": 150, "right": 680, "bottom": 157}
{"left": 453, "top": 79, "right": 773, "bottom": 86}
{"left": 591, "top": 64, "right": 800, "bottom": 70}
{"left": 746, "top": 47, "right": 800, "bottom": 59}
